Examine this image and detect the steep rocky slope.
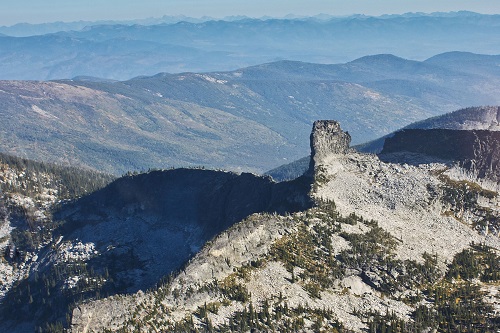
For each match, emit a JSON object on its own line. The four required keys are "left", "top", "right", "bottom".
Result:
{"left": 0, "top": 166, "right": 312, "bottom": 331}
{"left": 54, "top": 168, "right": 312, "bottom": 294}
{"left": 69, "top": 121, "right": 499, "bottom": 332}
{"left": 0, "top": 153, "right": 113, "bottom": 331}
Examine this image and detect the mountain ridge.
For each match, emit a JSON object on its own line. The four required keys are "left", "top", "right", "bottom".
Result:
{"left": 2, "top": 13, "right": 500, "bottom": 80}
{"left": 64, "top": 120, "right": 500, "bottom": 332}
{"left": 2, "top": 55, "right": 500, "bottom": 175}
{"left": 0, "top": 119, "right": 498, "bottom": 331}
{"left": 357, "top": 106, "right": 500, "bottom": 154}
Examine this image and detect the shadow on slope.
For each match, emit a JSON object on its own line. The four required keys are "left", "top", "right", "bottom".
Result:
{"left": 0, "top": 168, "right": 313, "bottom": 331}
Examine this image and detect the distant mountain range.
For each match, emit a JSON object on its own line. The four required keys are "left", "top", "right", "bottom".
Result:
{"left": 0, "top": 16, "right": 214, "bottom": 37}
{"left": 0, "top": 11, "right": 485, "bottom": 37}
{"left": 1, "top": 12, "right": 500, "bottom": 80}
{"left": 1, "top": 53, "right": 500, "bottom": 175}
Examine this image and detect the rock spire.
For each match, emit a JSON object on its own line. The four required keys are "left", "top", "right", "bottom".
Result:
{"left": 308, "top": 120, "right": 351, "bottom": 174}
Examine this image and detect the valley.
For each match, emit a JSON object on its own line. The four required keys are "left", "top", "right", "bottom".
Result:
{"left": 0, "top": 10, "right": 499, "bottom": 333}
{"left": 1, "top": 53, "right": 500, "bottom": 175}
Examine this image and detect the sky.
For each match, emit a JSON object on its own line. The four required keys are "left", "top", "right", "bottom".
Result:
{"left": 2, "top": 0, "right": 500, "bottom": 26}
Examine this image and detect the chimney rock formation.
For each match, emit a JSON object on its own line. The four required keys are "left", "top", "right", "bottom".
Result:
{"left": 308, "top": 120, "right": 351, "bottom": 174}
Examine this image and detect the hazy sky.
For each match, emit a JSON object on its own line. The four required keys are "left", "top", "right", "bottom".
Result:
{"left": 2, "top": 0, "right": 500, "bottom": 26}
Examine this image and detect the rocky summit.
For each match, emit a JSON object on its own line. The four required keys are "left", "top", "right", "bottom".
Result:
{"left": 63, "top": 120, "right": 499, "bottom": 333}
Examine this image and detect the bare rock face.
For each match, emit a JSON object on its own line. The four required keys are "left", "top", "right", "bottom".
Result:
{"left": 308, "top": 120, "right": 351, "bottom": 173}
{"left": 381, "top": 129, "right": 500, "bottom": 183}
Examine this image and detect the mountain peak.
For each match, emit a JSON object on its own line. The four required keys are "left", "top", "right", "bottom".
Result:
{"left": 349, "top": 54, "right": 410, "bottom": 65}
{"left": 68, "top": 119, "right": 499, "bottom": 332}
{"left": 407, "top": 106, "right": 500, "bottom": 131}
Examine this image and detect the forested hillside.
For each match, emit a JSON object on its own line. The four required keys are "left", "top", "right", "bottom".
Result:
{"left": 1, "top": 54, "right": 500, "bottom": 175}
{"left": 0, "top": 153, "right": 114, "bottom": 319}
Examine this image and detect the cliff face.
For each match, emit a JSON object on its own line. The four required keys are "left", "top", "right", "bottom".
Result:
{"left": 54, "top": 167, "right": 313, "bottom": 294}
{"left": 356, "top": 106, "right": 500, "bottom": 154}
{"left": 381, "top": 129, "right": 500, "bottom": 182}
{"left": 308, "top": 120, "right": 351, "bottom": 174}
{"left": 0, "top": 167, "right": 313, "bottom": 331}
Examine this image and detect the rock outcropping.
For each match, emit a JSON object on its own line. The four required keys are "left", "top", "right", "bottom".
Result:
{"left": 68, "top": 120, "right": 499, "bottom": 333}
{"left": 381, "top": 129, "right": 500, "bottom": 183}
{"left": 308, "top": 120, "right": 351, "bottom": 174}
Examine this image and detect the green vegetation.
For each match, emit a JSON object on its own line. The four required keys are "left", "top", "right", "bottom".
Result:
{"left": 367, "top": 281, "right": 499, "bottom": 333}
{"left": 446, "top": 242, "right": 500, "bottom": 282}
{"left": 269, "top": 218, "right": 344, "bottom": 294}
{"left": 217, "top": 274, "right": 251, "bottom": 303}
{"left": 269, "top": 202, "right": 440, "bottom": 297}
{"left": 219, "top": 300, "right": 343, "bottom": 333}
{"left": 157, "top": 298, "right": 344, "bottom": 333}
{"left": 1, "top": 256, "right": 110, "bottom": 332}
{"left": 438, "top": 173, "right": 499, "bottom": 233}
{"left": 365, "top": 243, "right": 500, "bottom": 332}
{"left": 0, "top": 152, "right": 114, "bottom": 200}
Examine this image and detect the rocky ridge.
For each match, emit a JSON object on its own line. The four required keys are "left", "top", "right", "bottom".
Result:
{"left": 381, "top": 129, "right": 500, "bottom": 184}
{"left": 0, "top": 165, "right": 312, "bottom": 331}
{"left": 69, "top": 121, "right": 499, "bottom": 332}
{"left": 54, "top": 168, "right": 312, "bottom": 294}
